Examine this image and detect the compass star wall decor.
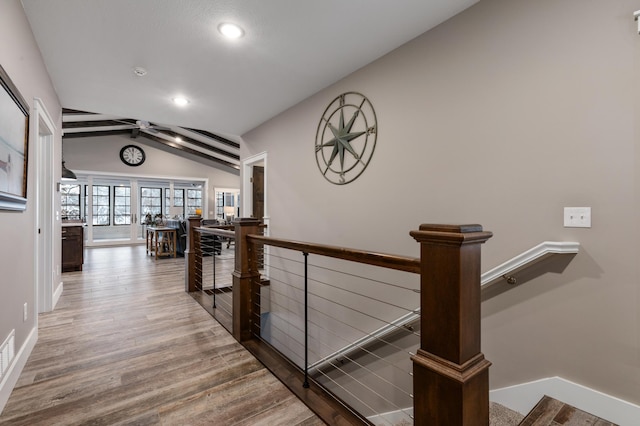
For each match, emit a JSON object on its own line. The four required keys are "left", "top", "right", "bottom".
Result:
{"left": 315, "top": 92, "right": 377, "bottom": 185}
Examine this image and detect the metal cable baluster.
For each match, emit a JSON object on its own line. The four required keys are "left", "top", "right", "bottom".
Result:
{"left": 303, "top": 251, "right": 309, "bottom": 389}
{"left": 212, "top": 236, "right": 217, "bottom": 309}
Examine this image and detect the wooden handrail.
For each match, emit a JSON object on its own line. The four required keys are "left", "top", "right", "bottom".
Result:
{"left": 195, "top": 226, "right": 235, "bottom": 239}
{"left": 202, "top": 224, "right": 234, "bottom": 230}
{"left": 247, "top": 234, "right": 420, "bottom": 274}
{"left": 185, "top": 219, "right": 492, "bottom": 425}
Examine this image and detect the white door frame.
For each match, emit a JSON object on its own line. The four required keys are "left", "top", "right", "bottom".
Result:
{"left": 241, "top": 151, "right": 268, "bottom": 231}
{"left": 33, "top": 98, "right": 57, "bottom": 313}
{"left": 214, "top": 187, "right": 240, "bottom": 220}
{"left": 76, "top": 171, "right": 208, "bottom": 246}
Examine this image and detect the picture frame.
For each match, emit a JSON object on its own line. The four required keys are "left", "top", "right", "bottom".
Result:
{"left": 0, "top": 63, "right": 30, "bottom": 211}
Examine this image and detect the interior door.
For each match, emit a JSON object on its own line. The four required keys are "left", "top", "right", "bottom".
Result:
{"left": 252, "top": 166, "right": 264, "bottom": 221}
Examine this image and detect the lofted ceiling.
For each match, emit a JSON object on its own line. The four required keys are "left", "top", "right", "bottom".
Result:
{"left": 61, "top": 109, "right": 241, "bottom": 171}
{"left": 22, "top": 0, "right": 478, "bottom": 168}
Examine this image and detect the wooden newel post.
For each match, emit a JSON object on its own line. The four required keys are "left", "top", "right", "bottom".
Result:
{"left": 232, "top": 218, "right": 261, "bottom": 343}
{"left": 410, "top": 224, "right": 493, "bottom": 425}
{"left": 185, "top": 216, "right": 202, "bottom": 292}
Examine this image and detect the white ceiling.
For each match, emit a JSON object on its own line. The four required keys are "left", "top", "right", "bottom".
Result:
{"left": 22, "top": 0, "right": 478, "bottom": 139}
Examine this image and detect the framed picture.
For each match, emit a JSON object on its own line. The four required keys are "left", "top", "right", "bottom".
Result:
{"left": 0, "top": 63, "right": 30, "bottom": 211}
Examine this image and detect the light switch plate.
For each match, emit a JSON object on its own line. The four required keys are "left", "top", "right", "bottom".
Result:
{"left": 564, "top": 207, "right": 591, "bottom": 228}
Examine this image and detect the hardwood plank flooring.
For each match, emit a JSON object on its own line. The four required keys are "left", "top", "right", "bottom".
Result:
{"left": 0, "top": 246, "right": 324, "bottom": 426}
{"left": 520, "top": 395, "right": 617, "bottom": 425}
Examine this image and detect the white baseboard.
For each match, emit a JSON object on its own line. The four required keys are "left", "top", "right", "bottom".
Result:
{"left": 0, "top": 327, "right": 37, "bottom": 415}
{"left": 53, "top": 281, "right": 63, "bottom": 309}
{"left": 490, "top": 377, "right": 640, "bottom": 425}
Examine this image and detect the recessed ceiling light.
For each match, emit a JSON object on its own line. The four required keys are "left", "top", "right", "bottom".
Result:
{"left": 172, "top": 97, "right": 189, "bottom": 106}
{"left": 175, "top": 137, "right": 182, "bottom": 142}
{"left": 218, "top": 23, "right": 244, "bottom": 39}
{"left": 133, "top": 67, "right": 147, "bottom": 77}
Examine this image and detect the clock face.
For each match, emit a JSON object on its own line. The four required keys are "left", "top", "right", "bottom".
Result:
{"left": 119, "top": 145, "right": 145, "bottom": 166}
{"left": 315, "top": 92, "right": 377, "bottom": 185}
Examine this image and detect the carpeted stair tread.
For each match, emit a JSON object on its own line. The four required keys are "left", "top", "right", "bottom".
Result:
{"left": 490, "top": 401, "right": 525, "bottom": 425}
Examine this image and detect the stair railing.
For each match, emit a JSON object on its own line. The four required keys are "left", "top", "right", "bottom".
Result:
{"left": 185, "top": 218, "right": 581, "bottom": 425}
{"left": 307, "top": 241, "right": 580, "bottom": 375}
{"left": 186, "top": 218, "right": 494, "bottom": 425}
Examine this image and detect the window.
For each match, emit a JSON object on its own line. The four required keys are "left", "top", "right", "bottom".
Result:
{"left": 215, "top": 190, "right": 238, "bottom": 220}
{"left": 113, "top": 186, "right": 131, "bottom": 225}
{"left": 91, "top": 185, "right": 110, "bottom": 226}
{"left": 164, "top": 188, "right": 184, "bottom": 218}
{"left": 215, "top": 191, "right": 224, "bottom": 219}
{"left": 61, "top": 184, "right": 81, "bottom": 220}
{"left": 186, "top": 189, "right": 202, "bottom": 216}
{"left": 224, "top": 192, "right": 235, "bottom": 207}
{"left": 141, "top": 187, "right": 162, "bottom": 219}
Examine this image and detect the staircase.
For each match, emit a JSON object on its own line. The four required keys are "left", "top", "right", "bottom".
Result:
{"left": 519, "top": 395, "right": 618, "bottom": 425}
{"left": 488, "top": 396, "right": 619, "bottom": 426}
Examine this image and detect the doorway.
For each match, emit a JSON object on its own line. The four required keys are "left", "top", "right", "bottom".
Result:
{"left": 60, "top": 175, "right": 208, "bottom": 247}
{"left": 33, "top": 98, "right": 57, "bottom": 313}
{"left": 241, "top": 152, "right": 267, "bottom": 230}
{"left": 214, "top": 188, "right": 240, "bottom": 223}
{"left": 252, "top": 166, "right": 264, "bottom": 222}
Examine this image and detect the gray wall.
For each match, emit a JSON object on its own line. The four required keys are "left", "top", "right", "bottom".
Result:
{"left": 0, "top": 0, "right": 62, "bottom": 382}
{"left": 241, "top": 0, "right": 640, "bottom": 405}
{"left": 64, "top": 135, "right": 240, "bottom": 217}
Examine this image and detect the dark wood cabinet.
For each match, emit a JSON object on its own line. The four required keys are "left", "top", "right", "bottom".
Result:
{"left": 62, "top": 225, "right": 84, "bottom": 272}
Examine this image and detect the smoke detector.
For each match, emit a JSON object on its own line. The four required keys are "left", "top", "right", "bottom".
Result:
{"left": 133, "top": 67, "right": 148, "bottom": 77}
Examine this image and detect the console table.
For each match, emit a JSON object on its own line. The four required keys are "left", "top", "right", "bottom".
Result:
{"left": 146, "top": 226, "right": 177, "bottom": 259}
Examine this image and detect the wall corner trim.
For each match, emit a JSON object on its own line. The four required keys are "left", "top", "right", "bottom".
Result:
{"left": 53, "top": 281, "right": 64, "bottom": 309}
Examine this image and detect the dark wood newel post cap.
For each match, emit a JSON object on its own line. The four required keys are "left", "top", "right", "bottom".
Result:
{"left": 419, "top": 224, "right": 483, "bottom": 232}
{"left": 410, "top": 223, "right": 493, "bottom": 245}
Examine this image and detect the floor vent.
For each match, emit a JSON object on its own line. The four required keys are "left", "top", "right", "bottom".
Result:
{"left": 0, "top": 330, "right": 15, "bottom": 382}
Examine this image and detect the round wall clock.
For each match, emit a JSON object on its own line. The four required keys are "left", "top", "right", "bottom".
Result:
{"left": 119, "top": 144, "right": 146, "bottom": 167}
{"left": 315, "top": 91, "right": 377, "bottom": 185}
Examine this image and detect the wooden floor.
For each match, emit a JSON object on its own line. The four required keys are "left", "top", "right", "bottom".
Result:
{"left": 520, "top": 395, "right": 617, "bottom": 426}
{"left": 0, "top": 246, "right": 324, "bottom": 426}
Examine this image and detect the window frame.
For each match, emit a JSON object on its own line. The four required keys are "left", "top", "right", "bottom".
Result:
{"left": 140, "top": 186, "right": 163, "bottom": 221}
{"left": 113, "top": 186, "right": 132, "bottom": 226}
{"left": 60, "top": 183, "right": 81, "bottom": 221}
{"left": 89, "top": 184, "right": 111, "bottom": 226}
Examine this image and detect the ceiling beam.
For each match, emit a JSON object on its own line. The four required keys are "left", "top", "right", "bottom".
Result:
{"left": 61, "top": 109, "right": 241, "bottom": 168}
{"left": 161, "top": 131, "right": 240, "bottom": 160}
{"left": 138, "top": 132, "right": 240, "bottom": 171}
{"left": 63, "top": 129, "right": 132, "bottom": 138}
{"left": 184, "top": 127, "right": 240, "bottom": 149}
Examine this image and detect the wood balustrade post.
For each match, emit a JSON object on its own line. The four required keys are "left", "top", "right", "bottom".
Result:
{"left": 410, "top": 224, "right": 493, "bottom": 426}
{"left": 232, "top": 218, "right": 262, "bottom": 342}
{"left": 185, "top": 216, "right": 202, "bottom": 292}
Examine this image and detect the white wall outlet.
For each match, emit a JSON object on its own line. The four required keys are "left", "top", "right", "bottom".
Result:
{"left": 564, "top": 207, "right": 591, "bottom": 228}
{"left": 23, "top": 302, "right": 28, "bottom": 322}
